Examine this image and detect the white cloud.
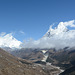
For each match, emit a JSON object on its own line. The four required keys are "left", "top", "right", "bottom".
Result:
{"left": 63, "top": 20, "right": 75, "bottom": 27}
{"left": 21, "top": 20, "right": 75, "bottom": 50}
{"left": 19, "top": 30, "right": 25, "bottom": 35}
{"left": 0, "top": 32, "right": 6, "bottom": 36}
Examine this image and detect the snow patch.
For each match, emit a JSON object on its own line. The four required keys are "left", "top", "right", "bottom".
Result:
{"left": 41, "top": 50, "right": 47, "bottom": 54}
{"left": 42, "top": 54, "right": 48, "bottom": 62}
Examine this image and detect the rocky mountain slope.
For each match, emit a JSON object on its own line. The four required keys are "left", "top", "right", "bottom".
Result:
{"left": 11, "top": 48, "right": 75, "bottom": 75}
{"left": 0, "top": 48, "right": 63, "bottom": 75}
{"left": 46, "top": 48, "right": 75, "bottom": 75}
{"left": 46, "top": 48, "right": 75, "bottom": 69}
{"left": 0, "top": 48, "right": 48, "bottom": 75}
{"left": 11, "top": 48, "right": 44, "bottom": 62}
{"left": 60, "top": 65, "right": 75, "bottom": 75}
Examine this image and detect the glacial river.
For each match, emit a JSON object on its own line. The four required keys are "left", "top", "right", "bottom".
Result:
{"left": 41, "top": 50, "right": 64, "bottom": 75}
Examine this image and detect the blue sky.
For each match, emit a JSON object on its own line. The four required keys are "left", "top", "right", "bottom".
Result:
{"left": 0, "top": 0, "right": 75, "bottom": 41}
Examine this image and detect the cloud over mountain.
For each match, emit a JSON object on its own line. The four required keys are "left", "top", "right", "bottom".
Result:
{"left": 21, "top": 20, "right": 75, "bottom": 50}
{"left": 0, "top": 20, "right": 75, "bottom": 50}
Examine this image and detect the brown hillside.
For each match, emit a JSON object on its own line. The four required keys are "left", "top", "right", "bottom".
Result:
{"left": 0, "top": 48, "right": 49, "bottom": 75}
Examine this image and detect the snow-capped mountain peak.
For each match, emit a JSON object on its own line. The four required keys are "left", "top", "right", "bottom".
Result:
{"left": 0, "top": 33, "right": 21, "bottom": 49}
{"left": 43, "top": 20, "right": 75, "bottom": 38}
